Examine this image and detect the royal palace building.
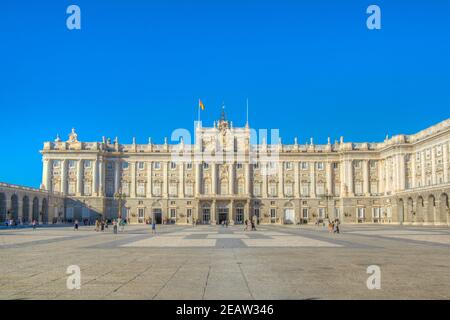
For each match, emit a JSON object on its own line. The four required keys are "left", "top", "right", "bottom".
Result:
{"left": 31, "top": 114, "right": 450, "bottom": 226}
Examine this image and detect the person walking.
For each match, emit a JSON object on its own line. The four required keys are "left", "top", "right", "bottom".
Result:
{"left": 100, "top": 220, "right": 105, "bottom": 231}
{"left": 120, "top": 219, "right": 125, "bottom": 232}
{"left": 32, "top": 219, "right": 37, "bottom": 230}
{"left": 113, "top": 219, "right": 118, "bottom": 234}
{"left": 74, "top": 219, "right": 79, "bottom": 231}
{"left": 244, "top": 219, "right": 248, "bottom": 231}
{"left": 251, "top": 220, "right": 256, "bottom": 231}
{"left": 151, "top": 221, "right": 156, "bottom": 235}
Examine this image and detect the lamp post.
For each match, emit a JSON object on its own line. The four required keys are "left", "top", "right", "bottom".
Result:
{"left": 114, "top": 188, "right": 125, "bottom": 220}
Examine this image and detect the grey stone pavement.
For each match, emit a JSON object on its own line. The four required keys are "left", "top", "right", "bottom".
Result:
{"left": 1, "top": 223, "right": 450, "bottom": 300}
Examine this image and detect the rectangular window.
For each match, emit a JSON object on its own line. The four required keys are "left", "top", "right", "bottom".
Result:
{"left": 269, "top": 184, "right": 277, "bottom": 197}
{"left": 253, "top": 163, "right": 259, "bottom": 169}
{"left": 203, "top": 162, "right": 209, "bottom": 169}
{"left": 355, "top": 182, "right": 363, "bottom": 195}
{"left": 69, "top": 160, "right": 76, "bottom": 168}
{"left": 170, "top": 162, "right": 177, "bottom": 170}
{"left": 253, "top": 184, "right": 261, "bottom": 196}
{"left": 317, "top": 162, "right": 324, "bottom": 170}
{"left": 270, "top": 208, "right": 276, "bottom": 220}
{"left": 169, "top": 183, "right": 178, "bottom": 196}
{"left": 170, "top": 208, "right": 176, "bottom": 219}
{"left": 285, "top": 162, "right": 292, "bottom": 170}
{"left": 187, "top": 208, "right": 192, "bottom": 217}
{"left": 236, "top": 163, "right": 243, "bottom": 169}
{"left": 83, "top": 182, "right": 91, "bottom": 196}
{"left": 302, "top": 208, "right": 309, "bottom": 219}
{"left": 318, "top": 208, "right": 325, "bottom": 219}
{"left": 301, "top": 185, "right": 309, "bottom": 197}
{"left": 285, "top": 184, "right": 293, "bottom": 196}
{"left": 333, "top": 163, "right": 339, "bottom": 169}
{"left": 122, "top": 162, "right": 129, "bottom": 170}
{"left": 138, "top": 162, "right": 145, "bottom": 170}
{"left": 153, "top": 162, "right": 161, "bottom": 169}
{"left": 301, "top": 162, "right": 308, "bottom": 170}
{"left": 137, "top": 182, "right": 145, "bottom": 196}
{"left": 53, "top": 160, "right": 60, "bottom": 168}
{"left": 68, "top": 182, "right": 76, "bottom": 196}
{"left": 153, "top": 183, "right": 161, "bottom": 196}
{"left": 357, "top": 207, "right": 365, "bottom": 219}
{"left": 186, "top": 184, "right": 193, "bottom": 196}
{"left": 122, "top": 182, "right": 130, "bottom": 196}
{"left": 186, "top": 162, "right": 192, "bottom": 170}
{"left": 316, "top": 183, "right": 324, "bottom": 196}
{"left": 84, "top": 160, "right": 91, "bottom": 168}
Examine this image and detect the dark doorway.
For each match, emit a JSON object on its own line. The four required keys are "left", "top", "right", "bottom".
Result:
{"left": 153, "top": 209, "right": 162, "bottom": 224}
{"left": 218, "top": 208, "right": 228, "bottom": 224}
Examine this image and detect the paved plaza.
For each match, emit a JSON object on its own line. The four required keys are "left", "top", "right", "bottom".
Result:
{"left": 1, "top": 223, "right": 450, "bottom": 300}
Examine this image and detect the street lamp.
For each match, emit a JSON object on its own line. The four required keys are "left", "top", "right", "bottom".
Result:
{"left": 114, "top": 188, "right": 126, "bottom": 220}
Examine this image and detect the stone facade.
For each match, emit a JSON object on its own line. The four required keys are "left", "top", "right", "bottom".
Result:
{"left": 36, "top": 116, "right": 450, "bottom": 226}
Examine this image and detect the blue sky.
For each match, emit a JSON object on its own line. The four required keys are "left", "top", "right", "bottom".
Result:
{"left": 1, "top": 0, "right": 449, "bottom": 187}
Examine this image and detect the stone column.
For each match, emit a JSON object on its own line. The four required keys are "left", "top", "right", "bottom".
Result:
{"left": 326, "top": 162, "right": 332, "bottom": 196}
{"left": 245, "top": 163, "right": 251, "bottom": 196}
{"left": 42, "top": 159, "right": 52, "bottom": 191}
{"left": 245, "top": 200, "right": 250, "bottom": 222}
{"left": 431, "top": 147, "right": 436, "bottom": 185}
{"left": 179, "top": 162, "right": 184, "bottom": 198}
{"left": 398, "top": 154, "right": 406, "bottom": 191}
{"left": 130, "top": 161, "right": 136, "bottom": 198}
{"left": 310, "top": 161, "right": 316, "bottom": 198}
{"left": 278, "top": 162, "right": 284, "bottom": 197}
{"left": 92, "top": 159, "right": 98, "bottom": 196}
{"left": 147, "top": 161, "right": 153, "bottom": 198}
{"left": 76, "top": 160, "right": 84, "bottom": 196}
{"left": 421, "top": 151, "right": 426, "bottom": 187}
{"left": 347, "top": 160, "right": 353, "bottom": 196}
{"left": 61, "top": 160, "right": 67, "bottom": 195}
{"left": 230, "top": 200, "right": 234, "bottom": 224}
{"left": 98, "top": 160, "right": 105, "bottom": 196}
{"left": 211, "top": 162, "right": 217, "bottom": 195}
{"left": 262, "top": 162, "right": 268, "bottom": 198}
{"left": 294, "top": 161, "right": 300, "bottom": 197}
{"left": 363, "top": 160, "right": 369, "bottom": 195}
{"left": 340, "top": 159, "right": 346, "bottom": 196}
{"left": 444, "top": 143, "right": 449, "bottom": 183}
{"left": 229, "top": 162, "right": 235, "bottom": 195}
{"left": 163, "top": 162, "right": 169, "bottom": 198}
{"left": 384, "top": 159, "right": 390, "bottom": 195}
{"left": 114, "top": 161, "right": 120, "bottom": 193}
{"left": 196, "top": 163, "right": 202, "bottom": 196}
{"left": 211, "top": 200, "right": 216, "bottom": 224}
{"left": 411, "top": 153, "right": 416, "bottom": 189}
{"left": 378, "top": 160, "right": 384, "bottom": 194}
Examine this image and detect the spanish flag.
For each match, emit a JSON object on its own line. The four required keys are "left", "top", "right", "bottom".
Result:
{"left": 199, "top": 99, "right": 205, "bottom": 111}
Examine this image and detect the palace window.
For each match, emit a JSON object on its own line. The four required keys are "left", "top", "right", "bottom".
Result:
{"left": 169, "top": 183, "right": 178, "bottom": 196}
{"left": 186, "top": 162, "right": 192, "bottom": 170}
{"left": 355, "top": 181, "right": 363, "bottom": 195}
{"left": 270, "top": 208, "right": 277, "bottom": 221}
{"left": 106, "top": 182, "right": 114, "bottom": 197}
{"left": 285, "top": 183, "right": 293, "bottom": 197}
{"left": 138, "top": 162, "right": 145, "bottom": 170}
{"left": 122, "top": 162, "right": 129, "bottom": 170}
{"left": 122, "top": 182, "right": 130, "bottom": 196}
{"left": 253, "top": 163, "right": 259, "bottom": 169}
{"left": 203, "top": 180, "right": 210, "bottom": 194}
{"left": 187, "top": 208, "right": 192, "bottom": 218}
{"left": 69, "top": 160, "right": 76, "bottom": 168}
{"left": 370, "top": 160, "right": 377, "bottom": 169}
{"left": 236, "top": 208, "right": 244, "bottom": 223}
{"left": 254, "top": 208, "right": 260, "bottom": 218}
{"left": 333, "top": 163, "right": 339, "bottom": 169}
{"left": 203, "top": 162, "right": 209, "bottom": 169}
{"left": 84, "top": 160, "right": 91, "bottom": 168}
{"left": 316, "top": 183, "right": 325, "bottom": 196}
{"left": 373, "top": 207, "right": 381, "bottom": 219}
{"left": 318, "top": 208, "right": 325, "bottom": 219}
{"left": 302, "top": 208, "right": 309, "bottom": 219}
{"left": 354, "top": 161, "right": 361, "bottom": 169}
{"left": 253, "top": 183, "right": 261, "bottom": 197}
{"left": 153, "top": 182, "right": 162, "bottom": 196}
{"left": 301, "top": 162, "right": 308, "bottom": 170}
{"left": 357, "top": 207, "right": 365, "bottom": 219}
{"left": 186, "top": 183, "right": 193, "bottom": 196}
{"left": 317, "top": 162, "right": 324, "bottom": 170}
{"left": 238, "top": 180, "right": 245, "bottom": 195}
{"left": 220, "top": 180, "right": 228, "bottom": 195}
{"left": 370, "top": 182, "right": 378, "bottom": 194}
{"left": 170, "top": 162, "right": 177, "bottom": 170}
{"left": 68, "top": 182, "right": 76, "bottom": 196}
{"left": 137, "top": 182, "right": 146, "bottom": 196}
{"left": 269, "top": 183, "right": 277, "bottom": 197}
{"left": 53, "top": 160, "right": 60, "bottom": 168}
{"left": 83, "top": 182, "right": 91, "bottom": 196}
{"left": 170, "top": 208, "right": 177, "bottom": 219}
{"left": 285, "top": 162, "right": 292, "bottom": 170}
{"left": 301, "top": 184, "right": 309, "bottom": 197}
{"left": 153, "top": 162, "right": 161, "bottom": 169}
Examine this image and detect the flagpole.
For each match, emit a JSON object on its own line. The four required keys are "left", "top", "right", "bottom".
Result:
{"left": 198, "top": 99, "right": 201, "bottom": 127}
